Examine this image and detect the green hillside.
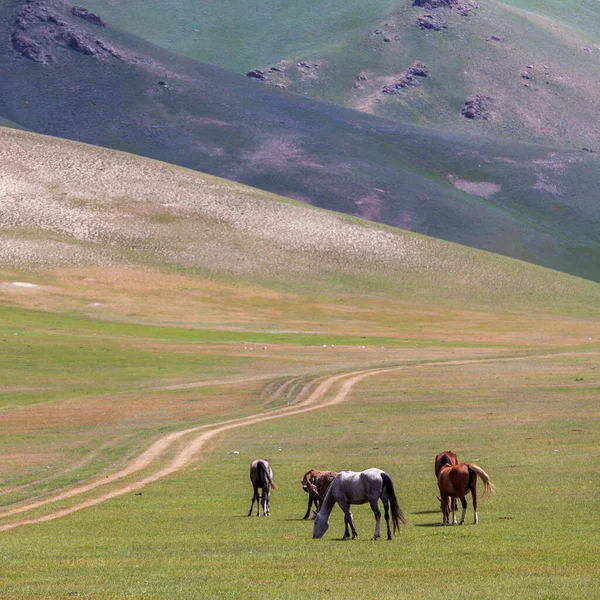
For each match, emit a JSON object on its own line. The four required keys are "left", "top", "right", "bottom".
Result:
{"left": 79, "top": 0, "right": 600, "bottom": 149}
{"left": 0, "top": 0, "right": 598, "bottom": 282}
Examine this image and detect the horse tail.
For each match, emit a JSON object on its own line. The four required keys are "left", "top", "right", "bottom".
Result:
{"left": 259, "top": 461, "right": 278, "bottom": 490}
{"left": 381, "top": 473, "right": 407, "bottom": 533}
{"left": 468, "top": 464, "right": 495, "bottom": 496}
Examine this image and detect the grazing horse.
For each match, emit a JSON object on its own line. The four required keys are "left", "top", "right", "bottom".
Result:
{"left": 435, "top": 451, "right": 459, "bottom": 512}
{"left": 301, "top": 469, "right": 338, "bottom": 519}
{"left": 312, "top": 469, "right": 407, "bottom": 540}
{"left": 248, "top": 459, "right": 277, "bottom": 517}
{"left": 437, "top": 462, "right": 495, "bottom": 525}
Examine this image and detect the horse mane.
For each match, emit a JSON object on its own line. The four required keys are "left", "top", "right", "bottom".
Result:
{"left": 441, "top": 453, "right": 454, "bottom": 467}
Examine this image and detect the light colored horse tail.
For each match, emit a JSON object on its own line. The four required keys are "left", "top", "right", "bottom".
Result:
{"left": 381, "top": 473, "right": 407, "bottom": 533}
{"left": 468, "top": 464, "right": 495, "bottom": 496}
{"left": 259, "top": 461, "right": 278, "bottom": 490}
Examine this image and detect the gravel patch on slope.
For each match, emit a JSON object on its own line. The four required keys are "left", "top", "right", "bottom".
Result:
{"left": 1, "top": 127, "right": 596, "bottom": 304}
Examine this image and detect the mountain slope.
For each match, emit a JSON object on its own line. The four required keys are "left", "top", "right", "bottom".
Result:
{"left": 78, "top": 0, "right": 600, "bottom": 149}
{"left": 2, "top": 127, "right": 599, "bottom": 320}
{"left": 1, "top": 0, "right": 599, "bottom": 282}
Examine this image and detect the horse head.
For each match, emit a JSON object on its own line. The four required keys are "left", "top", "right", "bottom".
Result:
{"left": 312, "top": 511, "right": 329, "bottom": 538}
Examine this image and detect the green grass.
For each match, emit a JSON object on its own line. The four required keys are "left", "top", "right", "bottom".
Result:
{"left": 1, "top": 352, "right": 598, "bottom": 598}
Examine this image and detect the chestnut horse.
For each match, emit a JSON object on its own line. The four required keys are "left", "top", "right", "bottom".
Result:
{"left": 313, "top": 469, "right": 407, "bottom": 540}
{"left": 301, "top": 469, "right": 338, "bottom": 519}
{"left": 248, "top": 459, "right": 277, "bottom": 516}
{"left": 437, "top": 462, "right": 495, "bottom": 525}
{"left": 435, "top": 451, "right": 459, "bottom": 511}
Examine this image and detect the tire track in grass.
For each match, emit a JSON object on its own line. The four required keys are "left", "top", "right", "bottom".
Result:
{"left": 0, "top": 369, "right": 363, "bottom": 531}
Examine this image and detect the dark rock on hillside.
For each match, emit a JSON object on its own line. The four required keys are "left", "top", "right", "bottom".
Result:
{"left": 353, "top": 72, "right": 369, "bottom": 88}
{"left": 418, "top": 14, "right": 447, "bottom": 31}
{"left": 413, "top": 0, "right": 479, "bottom": 13}
{"left": 11, "top": 30, "right": 52, "bottom": 63}
{"left": 382, "top": 62, "right": 429, "bottom": 94}
{"left": 246, "top": 69, "right": 267, "bottom": 80}
{"left": 413, "top": 0, "right": 457, "bottom": 7}
{"left": 10, "top": 0, "right": 118, "bottom": 63}
{"left": 297, "top": 61, "right": 320, "bottom": 71}
{"left": 61, "top": 30, "right": 96, "bottom": 54}
{"left": 71, "top": 6, "right": 105, "bottom": 27}
{"left": 461, "top": 94, "right": 491, "bottom": 119}
{"left": 456, "top": 2, "right": 479, "bottom": 16}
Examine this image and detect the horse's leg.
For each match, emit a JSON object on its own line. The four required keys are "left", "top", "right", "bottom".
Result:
{"left": 343, "top": 514, "right": 351, "bottom": 540}
{"left": 339, "top": 501, "right": 357, "bottom": 540}
{"left": 452, "top": 496, "right": 459, "bottom": 525}
{"left": 457, "top": 495, "right": 467, "bottom": 525}
{"left": 248, "top": 486, "right": 259, "bottom": 516}
{"left": 382, "top": 497, "right": 392, "bottom": 540}
{"left": 369, "top": 499, "right": 382, "bottom": 541}
{"left": 262, "top": 488, "right": 267, "bottom": 516}
{"left": 303, "top": 495, "right": 313, "bottom": 520}
{"left": 257, "top": 488, "right": 263, "bottom": 516}
{"left": 265, "top": 484, "right": 271, "bottom": 517}
{"left": 471, "top": 483, "right": 478, "bottom": 525}
{"left": 441, "top": 494, "right": 450, "bottom": 525}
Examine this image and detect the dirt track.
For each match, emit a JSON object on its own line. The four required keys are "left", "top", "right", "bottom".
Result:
{"left": 0, "top": 367, "right": 385, "bottom": 532}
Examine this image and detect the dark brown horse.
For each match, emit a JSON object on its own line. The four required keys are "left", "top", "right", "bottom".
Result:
{"left": 437, "top": 462, "right": 495, "bottom": 525}
{"left": 435, "top": 451, "right": 459, "bottom": 512}
{"left": 248, "top": 459, "right": 277, "bottom": 516}
{"left": 301, "top": 469, "right": 338, "bottom": 519}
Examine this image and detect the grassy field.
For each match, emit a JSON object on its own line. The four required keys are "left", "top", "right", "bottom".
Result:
{"left": 1, "top": 131, "right": 599, "bottom": 598}
{"left": 1, "top": 337, "right": 598, "bottom": 598}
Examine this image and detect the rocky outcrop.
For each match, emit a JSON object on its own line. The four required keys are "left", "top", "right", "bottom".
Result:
{"left": 413, "top": 0, "right": 457, "bottom": 7}
{"left": 10, "top": 0, "right": 118, "bottom": 63}
{"left": 71, "top": 6, "right": 105, "bottom": 27}
{"left": 414, "top": 0, "right": 479, "bottom": 12}
{"left": 414, "top": 0, "right": 479, "bottom": 28}
{"left": 382, "top": 62, "right": 429, "bottom": 94}
{"left": 418, "top": 14, "right": 447, "bottom": 30}
{"left": 461, "top": 94, "right": 491, "bottom": 119}
{"left": 246, "top": 69, "right": 267, "bottom": 80}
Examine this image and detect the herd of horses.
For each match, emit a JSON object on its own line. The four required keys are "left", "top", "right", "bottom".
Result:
{"left": 249, "top": 452, "right": 495, "bottom": 540}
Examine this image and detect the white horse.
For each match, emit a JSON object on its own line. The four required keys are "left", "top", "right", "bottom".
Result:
{"left": 248, "top": 459, "right": 277, "bottom": 516}
{"left": 313, "top": 468, "right": 406, "bottom": 540}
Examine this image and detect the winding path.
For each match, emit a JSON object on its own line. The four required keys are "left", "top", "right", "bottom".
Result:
{"left": 0, "top": 366, "right": 387, "bottom": 532}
